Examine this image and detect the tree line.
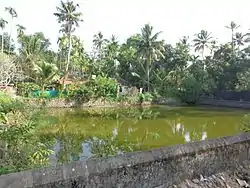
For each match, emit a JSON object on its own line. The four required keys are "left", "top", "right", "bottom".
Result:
{"left": 1, "top": 1, "right": 250, "bottom": 102}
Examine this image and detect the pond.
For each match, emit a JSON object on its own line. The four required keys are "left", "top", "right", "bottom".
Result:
{"left": 33, "top": 106, "right": 248, "bottom": 166}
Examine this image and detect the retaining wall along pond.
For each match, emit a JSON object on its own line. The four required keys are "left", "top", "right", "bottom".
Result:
{"left": 198, "top": 97, "right": 250, "bottom": 108}
{"left": 1, "top": 133, "right": 250, "bottom": 188}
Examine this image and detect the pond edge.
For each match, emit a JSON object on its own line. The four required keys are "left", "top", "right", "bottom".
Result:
{"left": 1, "top": 132, "right": 250, "bottom": 188}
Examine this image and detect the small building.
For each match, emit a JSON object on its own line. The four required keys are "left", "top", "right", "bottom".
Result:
{"left": 116, "top": 78, "right": 139, "bottom": 96}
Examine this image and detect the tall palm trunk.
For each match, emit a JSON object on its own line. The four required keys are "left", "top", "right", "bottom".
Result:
{"left": 231, "top": 28, "right": 237, "bottom": 68}
{"left": 8, "top": 17, "right": 13, "bottom": 54}
{"left": 146, "top": 55, "right": 151, "bottom": 92}
{"left": 1, "top": 30, "right": 3, "bottom": 53}
{"left": 231, "top": 29, "right": 235, "bottom": 59}
{"left": 63, "top": 32, "right": 72, "bottom": 88}
{"left": 202, "top": 48, "right": 205, "bottom": 70}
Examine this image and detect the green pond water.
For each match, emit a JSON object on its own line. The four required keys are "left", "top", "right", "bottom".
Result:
{"left": 34, "top": 106, "right": 249, "bottom": 165}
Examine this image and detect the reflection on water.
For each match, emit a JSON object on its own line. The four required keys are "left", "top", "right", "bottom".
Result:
{"left": 34, "top": 106, "right": 247, "bottom": 165}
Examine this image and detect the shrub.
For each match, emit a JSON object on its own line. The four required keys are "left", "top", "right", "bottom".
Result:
{"left": 174, "top": 74, "right": 203, "bottom": 104}
{"left": 138, "top": 92, "right": 153, "bottom": 103}
{"left": 16, "top": 82, "right": 40, "bottom": 97}
{"left": 87, "top": 76, "right": 117, "bottom": 100}
{"left": 143, "top": 92, "right": 154, "bottom": 102}
{"left": 67, "top": 83, "right": 92, "bottom": 103}
{"left": 0, "top": 91, "right": 24, "bottom": 116}
{"left": 0, "top": 91, "right": 14, "bottom": 115}
{"left": 0, "top": 92, "right": 53, "bottom": 175}
{"left": 64, "top": 76, "right": 118, "bottom": 102}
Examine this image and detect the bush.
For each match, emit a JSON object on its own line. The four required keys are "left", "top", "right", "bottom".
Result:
{"left": 0, "top": 92, "right": 24, "bottom": 116}
{"left": 64, "top": 76, "right": 118, "bottom": 102}
{"left": 67, "top": 83, "right": 92, "bottom": 103}
{"left": 0, "top": 92, "right": 14, "bottom": 115}
{"left": 143, "top": 92, "right": 154, "bottom": 102}
{"left": 87, "top": 76, "right": 117, "bottom": 100}
{"left": 138, "top": 92, "right": 153, "bottom": 103}
{"left": 0, "top": 92, "right": 53, "bottom": 175}
{"left": 174, "top": 74, "right": 203, "bottom": 104}
{"left": 16, "top": 82, "right": 40, "bottom": 97}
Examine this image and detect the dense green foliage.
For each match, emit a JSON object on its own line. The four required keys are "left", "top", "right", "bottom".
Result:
{"left": 16, "top": 82, "right": 40, "bottom": 97}
{"left": 1, "top": 2, "right": 250, "bottom": 104}
{"left": 66, "top": 76, "right": 154, "bottom": 104}
{"left": 0, "top": 92, "right": 54, "bottom": 175}
{"left": 1, "top": 0, "right": 250, "bottom": 175}
{"left": 67, "top": 83, "right": 92, "bottom": 102}
{"left": 88, "top": 76, "right": 117, "bottom": 100}
{"left": 0, "top": 92, "right": 16, "bottom": 114}
{"left": 67, "top": 76, "right": 117, "bottom": 102}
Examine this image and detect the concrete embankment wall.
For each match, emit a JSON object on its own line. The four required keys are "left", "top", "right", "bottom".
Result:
{"left": 1, "top": 133, "right": 250, "bottom": 188}
{"left": 198, "top": 97, "right": 250, "bottom": 108}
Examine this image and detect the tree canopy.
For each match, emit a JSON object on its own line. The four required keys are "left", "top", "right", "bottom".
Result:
{"left": 0, "top": 1, "right": 250, "bottom": 103}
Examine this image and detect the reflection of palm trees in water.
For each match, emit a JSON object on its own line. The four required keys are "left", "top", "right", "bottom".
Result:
{"left": 49, "top": 116, "right": 87, "bottom": 164}
{"left": 83, "top": 109, "right": 161, "bottom": 156}
{"left": 52, "top": 134, "right": 84, "bottom": 164}
{"left": 172, "top": 122, "right": 185, "bottom": 135}
{"left": 51, "top": 113, "right": 128, "bottom": 162}
{"left": 86, "top": 112, "right": 162, "bottom": 158}
{"left": 202, "top": 132, "right": 207, "bottom": 140}
{"left": 45, "top": 108, "right": 164, "bottom": 162}
{"left": 187, "top": 123, "right": 208, "bottom": 142}
{"left": 184, "top": 131, "right": 207, "bottom": 142}
{"left": 166, "top": 119, "right": 185, "bottom": 136}
{"left": 166, "top": 119, "right": 208, "bottom": 143}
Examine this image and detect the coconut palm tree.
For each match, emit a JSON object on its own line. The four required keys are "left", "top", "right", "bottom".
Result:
{"left": 105, "top": 34, "right": 119, "bottom": 59}
{"left": 17, "top": 32, "right": 51, "bottom": 79}
{"left": 209, "top": 40, "right": 218, "bottom": 56}
{"left": 193, "top": 30, "right": 213, "bottom": 59}
{"left": 16, "top": 24, "right": 26, "bottom": 39}
{"left": 5, "top": 7, "right": 18, "bottom": 54}
{"left": 93, "top": 31, "right": 108, "bottom": 59}
{"left": 18, "top": 32, "right": 49, "bottom": 57}
{"left": 102, "top": 35, "right": 120, "bottom": 77}
{"left": 110, "top": 34, "right": 118, "bottom": 44}
{"left": 225, "top": 21, "right": 240, "bottom": 56}
{"left": 180, "top": 36, "right": 189, "bottom": 46}
{"left": 32, "top": 61, "right": 59, "bottom": 92}
{"left": 233, "top": 32, "right": 250, "bottom": 48}
{"left": 54, "top": 0, "right": 83, "bottom": 85}
{"left": 133, "top": 24, "right": 165, "bottom": 91}
{"left": 93, "top": 32, "right": 105, "bottom": 50}
{"left": 0, "top": 18, "right": 8, "bottom": 53}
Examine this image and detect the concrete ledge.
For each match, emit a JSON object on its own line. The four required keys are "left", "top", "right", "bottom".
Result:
{"left": 198, "top": 98, "right": 250, "bottom": 108}
{"left": 1, "top": 133, "right": 250, "bottom": 188}
{"left": 25, "top": 98, "right": 152, "bottom": 108}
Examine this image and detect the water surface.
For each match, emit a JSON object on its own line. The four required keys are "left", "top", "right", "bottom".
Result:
{"left": 35, "top": 106, "right": 248, "bottom": 165}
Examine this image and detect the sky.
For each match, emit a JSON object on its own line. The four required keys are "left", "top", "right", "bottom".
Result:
{"left": 0, "top": 0, "right": 250, "bottom": 52}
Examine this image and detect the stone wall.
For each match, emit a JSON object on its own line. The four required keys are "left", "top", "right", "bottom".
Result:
{"left": 26, "top": 98, "right": 152, "bottom": 108}
{"left": 1, "top": 133, "right": 250, "bottom": 188}
{"left": 198, "top": 97, "right": 250, "bottom": 108}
